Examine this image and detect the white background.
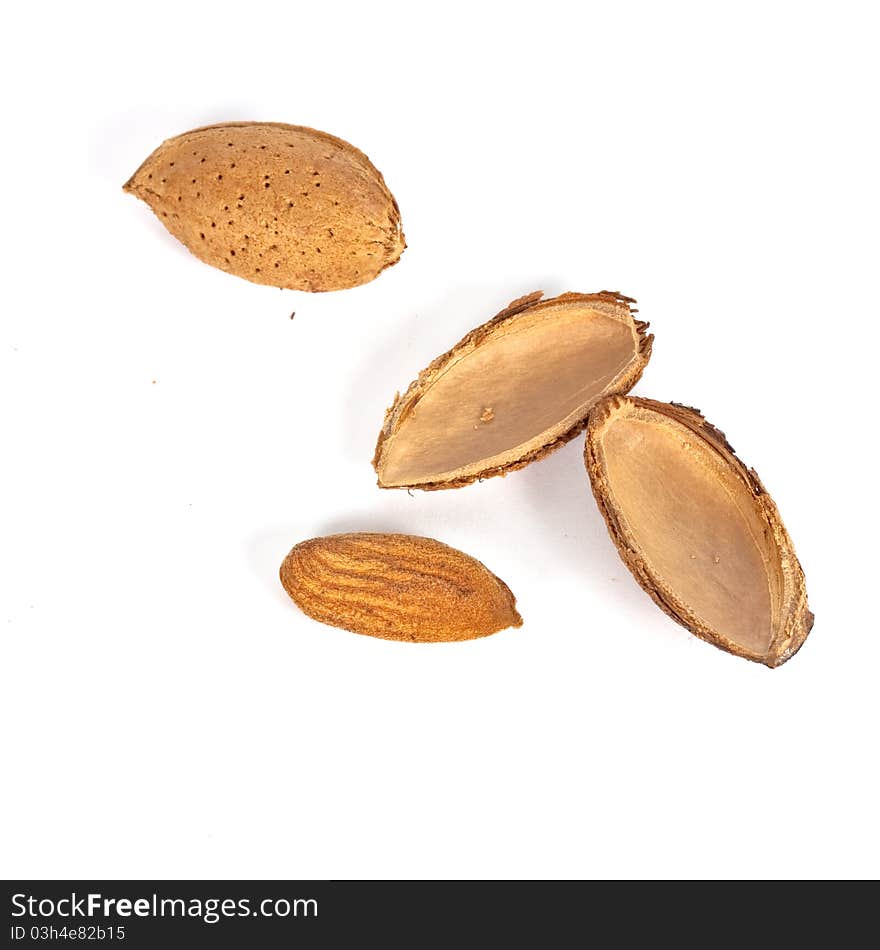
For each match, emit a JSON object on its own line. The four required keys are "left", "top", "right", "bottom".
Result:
{"left": 2, "top": 1, "right": 878, "bottom": 879}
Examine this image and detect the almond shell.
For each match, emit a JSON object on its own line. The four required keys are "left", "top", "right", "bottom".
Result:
{"left": 124, "top": 122, "right": 404, "bottom": 291}
{"left": 585, "top": 395, "right": 813, "bottom": 667}
{"left": 374, "top": 291, "right": 653, "bottom": 490}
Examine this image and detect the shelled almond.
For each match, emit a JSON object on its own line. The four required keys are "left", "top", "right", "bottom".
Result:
{"left": 280, "top": 533, "right": 522, "bottom": 642}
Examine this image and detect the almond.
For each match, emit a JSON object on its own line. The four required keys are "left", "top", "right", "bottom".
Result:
{"left": 279, "top": 533, "right": 522, "bottom": 642}
{"left": 124, "top": 122, "right": 405, "bottom": 291}
{"left": 585, "top": 396, "right": 813, "bottom": 667}
{"left": 374, "top": 291, "right": 652, "bottom": 490}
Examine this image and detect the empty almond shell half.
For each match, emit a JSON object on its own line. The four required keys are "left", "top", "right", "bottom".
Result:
{"left": 279, "top": 533, "right": 522, "bottom": 642}
{"left": 374, "top": 291, "right": 652, "bottom": 489}
{"left": 585, "top": 396, "right": 813, "bottom": 667}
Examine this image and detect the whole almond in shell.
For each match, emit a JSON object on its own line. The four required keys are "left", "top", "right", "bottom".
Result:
{"left": 374, "top": 291, "right": 652, "bottom": 490}
{"left": 124, "top": 122, "right": 405, "bottom": 291}
{"left": 279, "top": 533, "right": 522, "bottom": 642}
{"left": 585, "top": 396, "right": 813, "bottom": 667}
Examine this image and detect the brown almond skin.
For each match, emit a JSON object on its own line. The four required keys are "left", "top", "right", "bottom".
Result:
{"left": 124, "top": 122, "right": 405, "bottom": 291}
{"left": 279, "top": 533, "right": 523, "bottom": 642}
{"left": 374, "top": 291, "right": 653, "bottom": 490}
{"left": 585, "top": 395, "right": 813, "bottom": 667}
